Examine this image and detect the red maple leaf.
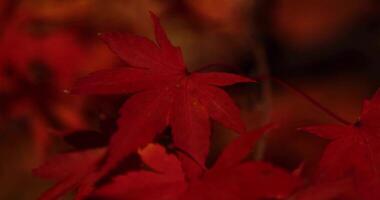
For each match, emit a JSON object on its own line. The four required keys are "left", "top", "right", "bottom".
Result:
{"left": 294, "top": 178, "right": 358, "bottom": 200}
{"left": 33, "top": 148, "right": 106, "bottom": 200}
{"left": 97, "top": 144, "right": 187, "bottom": 200}
{"left": 72, "top": 12, "right": 253, "bottom": 196}
{"left": 96, "top": 126, "right": 299, "bottom": 200}
{"left": 303, "top": 89, "right": 380, "bottom": 200}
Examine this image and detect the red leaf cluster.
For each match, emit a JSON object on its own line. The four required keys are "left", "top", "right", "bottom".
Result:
{"left": 70, "top": 13, "right": 254, "bottom": 196}
{"left": 34, "top": 12, "right": 380, "bottom": 200}
{"left": 0, "top": 8, "right": 114, "bottom": 160}
{"left": 97, "top": 126, "right": 298, "bottom": 200}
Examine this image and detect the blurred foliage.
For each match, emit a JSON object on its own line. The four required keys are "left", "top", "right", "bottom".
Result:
{"left": 0, "top": 0, "right": 379, "bottom": 199}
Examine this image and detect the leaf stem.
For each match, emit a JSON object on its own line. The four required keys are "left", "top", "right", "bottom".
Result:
{"left": 190, "top": 62, "right": 352, "bottom": 126}
{"left": 258, "top": 76, "right": 352, "bottom": 126}
{"left": 172, "top": 146, "right": 207, "bottom": 172}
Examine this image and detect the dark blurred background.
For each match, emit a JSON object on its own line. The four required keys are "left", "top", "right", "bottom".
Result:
{"left": 0, "top": 0, "right": 379, "bottom": 199}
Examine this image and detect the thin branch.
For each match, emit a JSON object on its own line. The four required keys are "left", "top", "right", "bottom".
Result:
{"left": 249, "top": 5, "right": 272, "bottom": 160}
{"left": 258, "top": 76, "right": 353, "bottom": 126}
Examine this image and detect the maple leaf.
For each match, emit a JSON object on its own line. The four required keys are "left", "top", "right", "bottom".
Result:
{"left": 303, "top": 89, "right": 380, "bottom": 200}
{"left": 96, "top": 143, "right": 187, "bottom": 200}
{"left": 294, "top": 178, "right": 358, "bottom": 200}
{"left": 95, "top": 126, "right": 299, "bottom": 200}
{"left": 72, "top": 12, "right": 254, "bottom": 195}
{"left": 33, "top": 148, "right": 106, "bottom": 200}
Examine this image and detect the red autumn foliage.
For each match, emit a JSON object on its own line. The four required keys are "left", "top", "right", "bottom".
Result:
{"left": 96, "top": 126, "right": 298, "bottom": 200}
{"left": 0, "top": 11, "right": 88, "bottom": 159}
{"left": 0, "top": 7, "right": 114, "bottom": 161}
{"left": 303, "top": 89, "right": 380, "bottom": 199}
{"left": 294, "top": 178, "right": 358, "bottom": 200}
{"left": 32, "top": 11, "right": 380, "bottom": 200}
{"left": 70, "top": 13, "right": 254, "bottom": 198}
{"left": 33, "top": 148, "right": 106, "bottom": 200}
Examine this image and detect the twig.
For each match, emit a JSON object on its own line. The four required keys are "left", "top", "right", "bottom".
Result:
{"left": 262, "top": 76, "right": 352, "bottom": 126}
{"left": 249, "top": 6, "right": 272, "bottom": 160}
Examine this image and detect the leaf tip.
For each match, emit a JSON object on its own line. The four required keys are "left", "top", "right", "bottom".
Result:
{"left": 148, "top": 11, "right": 158, "bottom": 20}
